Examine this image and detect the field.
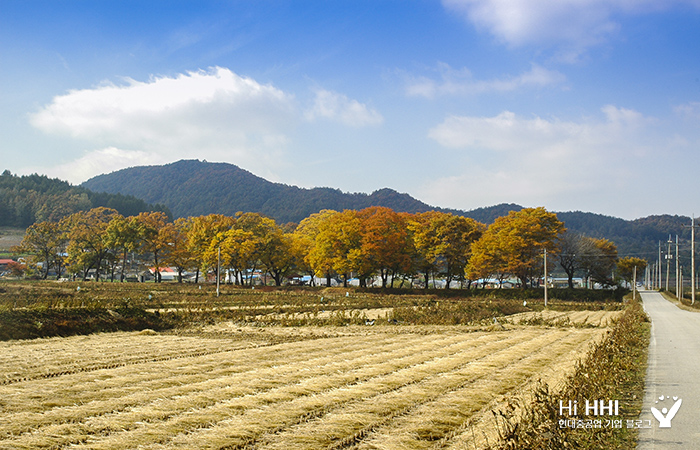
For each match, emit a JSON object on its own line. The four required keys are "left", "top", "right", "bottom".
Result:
{"left": 0, "top": 282, "right": 635, "bottom": 449}
{"left": 0, "top": 321, "right": 614, "bottom": 450}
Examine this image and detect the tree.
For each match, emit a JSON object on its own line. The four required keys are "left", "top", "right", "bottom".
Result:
{"left": 162, "top": 218, "right": 196, "bottom": 283}
{"left": 617, "top": 256, "right": 647, "bottom": 286}
{"left": 293, "top": 210, "right": 339, "bottom": 286}
{"left": 307, "top": 210, "right": 362, "bottom": 287}
{"left": 135, "top": 211, "right": 170, "bottom": 282}
{"left": 253, "top": 220, "right": 294, "bottom": 286}
{"left": 407, "top": 211, "right": 485, "bottom": 289}
{"left": 407, "top": 211, "right": 444, "bottom": 289}
{"left": 581, "top": 238, "right": 618, "bottom": 287}
{"left": 468, "top": 207, "right": 565, "bottom": 288}
{"left": 13, "top": 221, "right": 67, "bottom": 279}
{"left": 105, "top": 215, "right": 140, "bottom": 281}
{"left": 217, "top": 227, "right": 256, "bottom": 285}
{"left": 356, "top": 207, "right": 413, "bottom": 288}
{"left": 558, "top": 232, "right": 592, "bottom": 289}
{"left": 61, "top": 207, "right": 120, "bottom": 280}
{"left": 435, "top": 214, "right": 484, "bottom": 289}
{"left": 186, "top": 214, "right": 235, "bottom": 283}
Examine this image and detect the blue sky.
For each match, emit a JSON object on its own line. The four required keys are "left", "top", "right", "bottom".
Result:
{"left": 2, "top": 0, "right": 700, "bottom": 220}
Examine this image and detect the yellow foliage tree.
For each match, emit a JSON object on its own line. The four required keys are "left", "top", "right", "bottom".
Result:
{"left": 134, "top": 211, "right": 170, "bottom": 282}
{"left": 13, "top": 220, "right": 67, "bottom": 279}
{"left": 468, "top": 207, "right": 565, "bottom": 288}
{"left": 185, "top": 214, "right": 235, "bottom": 282}
{"left": 61, "top": 207, "right": 121, "bottom": 280}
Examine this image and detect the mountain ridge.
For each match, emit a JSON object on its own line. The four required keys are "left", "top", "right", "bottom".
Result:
{"left": 81, "top": 159, "right": 693, "bottom": 259}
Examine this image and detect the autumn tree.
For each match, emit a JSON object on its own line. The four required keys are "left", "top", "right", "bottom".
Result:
{"left": 13, "top": 220, "right": 67, "bottom": 279}
{"left": 186, "top": 214, "right": 235, "bottom": 283}
{"left": 408, "top": 211, "right": 445, "bottom": 289}
{"left": 217, "top": 227, "right": 256, "bottom": 285}
{"left": 61, "top": 207, "right": 120, "bottom": 280}
{"left": 135, "top": 211, "right": 170, "bottom": 282}
{"left": 468, "top": 207, "right": 565, "bottom": 288}
{"left": 581, "top": 238, "right": 618, "bottom": 287}
{"left": 293, "top": 210, "right": 338, "bottom": 286}
{"left": 105, "top": 215, "right": 140, "bottom": 281}
{"left": 356, "top": 207, "right": 413, "bottom": 288}
{"left": 307, "top": 210, "right": 362, "bottom": 287}
{"left": 435, "top": 214, "right": 484, "bottom": 288}
{"left": 617, "top": 256, "right": 647, "bottom": 286}
{"left": 162, "top": 218, "right": 196, "bottom": 282}
{"left": 409, "top": 211, "right": 485, "bottom": 289}
{"left": 225, "top": 213, "right": 291, "bottom": 286}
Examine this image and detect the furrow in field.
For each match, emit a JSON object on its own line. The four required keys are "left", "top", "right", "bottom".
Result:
{"left": 354, "top": 328, "right": 606, "bottom": 450}
{"left": 56, "top": 331, "right": 538, "bottom": 450}
{"left": 126, "top": 329, "right": 556, "bottom": 450}
{"left": 0, "top": 331, "right": 421, "bottom": 412}
{"left": 439, "top": 327, "right": 608, "bottom": 450}
{"left": 0, "top": 331, "right": 498, "bottom": 448}
{"left": 252, "top": 329, "right": 570, "bottom": 450}
{"left": 0, "top": 332, "right": 434, "bottom": 435}
{"left": 0, "top": 333, "right": 241, "bottom": 384}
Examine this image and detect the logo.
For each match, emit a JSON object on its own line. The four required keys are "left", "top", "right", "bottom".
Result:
{"left": 651, "top": 395, "right": 682, "bottom": 428}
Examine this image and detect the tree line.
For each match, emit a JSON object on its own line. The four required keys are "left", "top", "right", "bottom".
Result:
{"left": 11, "top": 205, "right": 647, "bottom": 288}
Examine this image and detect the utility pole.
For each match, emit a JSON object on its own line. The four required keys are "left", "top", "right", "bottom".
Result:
{"left": 216, "top": 245, "right": 221, "bottom": 298}
{"left": 693, "top": 216, "right": 696, "bottom": 305}
{"left": 544, "top": 248, "right": 548, "bottom": 307}
{"left": 666, "top": 235, "right": 672, "bottom": 292}
{"left": 683, "top": 215, "right": 700, "bottom": 304}
{"left": 676, "top": 235, "right": 680, "bottom": 298}
{"left": 658, "top": 241, "right": 662, "bottom": 290}
{"left": 633, "top": 266, "right": 637, "bottom": 301}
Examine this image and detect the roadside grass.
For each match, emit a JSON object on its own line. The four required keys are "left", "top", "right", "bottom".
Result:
{"left": 488, "top": 295, "right": 650, "bottom": 449}
{"left": 660, "top": 289, "right": 700, "bottom": 312}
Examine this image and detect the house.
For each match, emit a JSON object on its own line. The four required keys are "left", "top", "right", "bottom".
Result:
{"left": 148, "top": 267, "right": 180, "bottom": 282}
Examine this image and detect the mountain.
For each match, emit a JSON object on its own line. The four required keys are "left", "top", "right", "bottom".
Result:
{"left": 0, "top": 170, "right": 170, "bottom": 228}
{"left": 82, "top": 160, "right": 693, "bottom": 261}
{"left": 82, "top": 160, "right": 438, "bottom": 224}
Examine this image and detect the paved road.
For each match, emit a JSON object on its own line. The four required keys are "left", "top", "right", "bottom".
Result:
{"left": 638, "top": 290, "right": 700, "bottom": 448}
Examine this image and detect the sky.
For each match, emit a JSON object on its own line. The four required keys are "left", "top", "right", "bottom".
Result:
{"left": 2, "top": 0, "right": 700, "bottom": 220}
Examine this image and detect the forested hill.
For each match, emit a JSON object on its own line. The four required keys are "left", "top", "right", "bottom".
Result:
{"left": 82, "top": 159, "right": 439, "bottom": 224}
{"left": 81, "top": 159, "right": 693, "bottom": 259}
{"left": 0, "top": 170, "right": 170, "bottom": 228}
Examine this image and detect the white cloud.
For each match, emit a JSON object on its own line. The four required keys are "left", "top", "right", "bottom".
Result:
{"left": 442, "top": 0, "right": 700, "bottom": 61}
{"left": 423, "top": 106, "right": 658, "bottom": 214}
{"left": 305, "top": 89, "right": 384, "bottom": 127}
{"left": 29, "top": 68, "right": 383, "bottom": 182}
{"left": 405, "top": 63, "right": 565, "bottom": 98}
{"left": 674, "top": 101, "right": 700, "bottom": 120}
{"left": 29, "top": 67, "right": 298, "bottom": 182}
{"left": 43, "top": 148, "right": 162, "bottom": 185}
{"left": 31, "top": 67, "right": 295, "bottom": 142}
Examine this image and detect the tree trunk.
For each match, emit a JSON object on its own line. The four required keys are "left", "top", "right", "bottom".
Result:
{"left": 121, "top": 249, "right": 128, "bottom": 282}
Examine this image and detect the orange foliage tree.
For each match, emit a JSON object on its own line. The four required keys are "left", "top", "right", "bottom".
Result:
{"left": 468, "top": 207, "right": 564, "bottom": 288}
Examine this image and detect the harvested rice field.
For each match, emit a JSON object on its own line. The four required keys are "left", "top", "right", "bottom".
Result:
{"left": 0, "top": 321, "right": 613, "bottom": 450}
{"left": 503, "top": 309, "right": 624, "bottom": 327}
